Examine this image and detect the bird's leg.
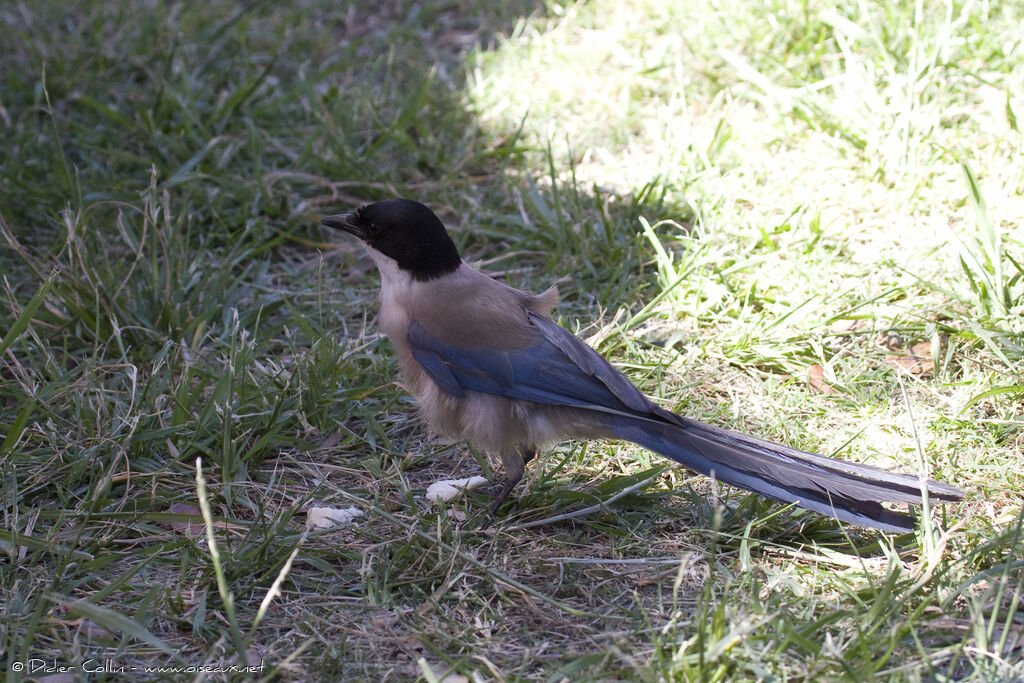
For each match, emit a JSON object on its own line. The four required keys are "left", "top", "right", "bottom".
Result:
{"left": 463, "top": 447, "right": 537, "bottom": 529}
{"left": 487, "top": 446, "right": 537, "bottom": 515}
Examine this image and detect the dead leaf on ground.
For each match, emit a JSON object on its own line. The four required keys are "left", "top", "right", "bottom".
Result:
{"left": 166, "top": 503, "right": 204, "bottom": 537}
{"left": 885, "top": 341, "right": 934, "bottom": 375}
{"left": 77, "top": 618, "right": 116, "bottom": 640}
{"left": 807, "top": 364, "right": 838, "bottom": 394}
{"left": 828, "top": 319, "right": 863, "bottom": 334}
{"left": 319, "top": 431, "right": 344, "bottom": 450}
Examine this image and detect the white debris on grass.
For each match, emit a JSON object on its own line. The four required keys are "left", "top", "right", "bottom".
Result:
{"left": 306, "top": 506, "right": 364, "bottom": 529}
{"left": 425, "top": 476, "right": 488, "bottom": 504}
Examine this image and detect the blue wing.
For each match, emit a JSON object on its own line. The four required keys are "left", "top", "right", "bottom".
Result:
{"left": 406, "top": 312, "right": 657, "bottom": 417}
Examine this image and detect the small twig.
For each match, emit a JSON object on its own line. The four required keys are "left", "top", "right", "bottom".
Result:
{"left": 544, "top": 556, "right": 689, "bottom": 565}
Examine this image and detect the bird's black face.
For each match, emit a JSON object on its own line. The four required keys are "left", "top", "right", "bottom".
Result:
{"left": 322, "top": 199, "right": 462, "bottom": 281}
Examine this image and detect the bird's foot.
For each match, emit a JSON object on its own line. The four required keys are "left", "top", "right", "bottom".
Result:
{"left": 486, "top": 475, "right": 518, "bottom": 514}
{"left": 460, "top": 476, "right": 518, "bottom": 530}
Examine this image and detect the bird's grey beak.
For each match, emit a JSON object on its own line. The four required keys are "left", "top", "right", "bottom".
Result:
{"left": 321, "top": 213, "right": 363, "bottom": 238}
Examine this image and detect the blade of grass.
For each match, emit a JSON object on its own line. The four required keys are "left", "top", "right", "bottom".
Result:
{"left": 195, "top": 455, "right": 249, "bottom": 666}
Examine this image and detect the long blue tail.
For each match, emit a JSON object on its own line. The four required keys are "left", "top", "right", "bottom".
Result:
{"left": 605, "top": 412, "right": 963, "bottom": 532}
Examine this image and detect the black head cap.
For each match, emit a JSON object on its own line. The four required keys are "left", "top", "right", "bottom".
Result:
{"left": 322, "top": 199, "right": 461, "bottom": 281}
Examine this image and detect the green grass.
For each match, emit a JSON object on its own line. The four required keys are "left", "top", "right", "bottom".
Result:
{"left": 1, "top": 0, "right": 1022, "bottom": 680}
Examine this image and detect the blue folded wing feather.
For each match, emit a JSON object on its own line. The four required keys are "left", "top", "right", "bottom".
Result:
{"left": 526, "top": 312, "right": 656, "bottom": 413}
{"left": 406, "top": 315, "right": 654, "bottom": 416}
